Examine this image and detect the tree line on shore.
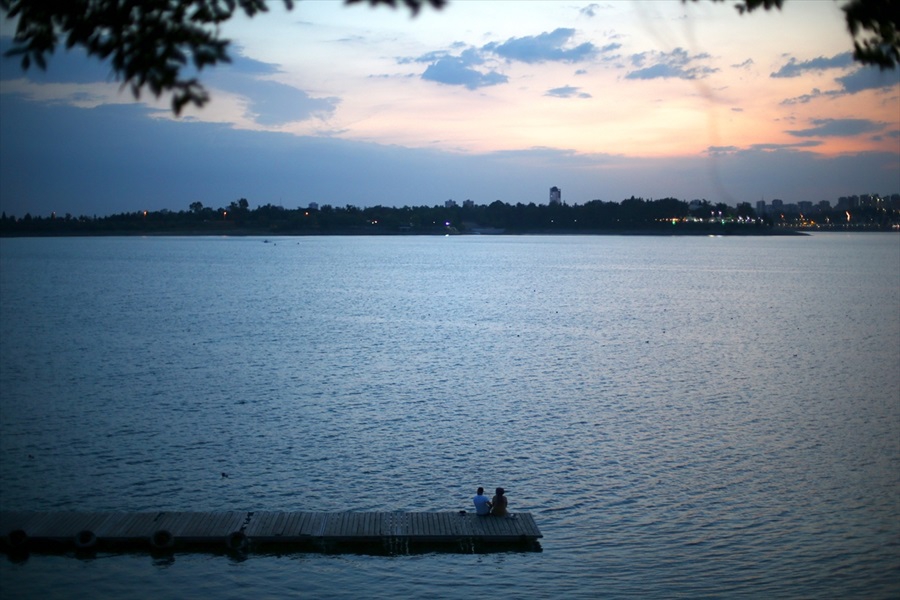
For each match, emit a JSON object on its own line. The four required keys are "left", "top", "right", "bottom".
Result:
{"left": 1, "top": 196, "right": 897, "bottom": 236}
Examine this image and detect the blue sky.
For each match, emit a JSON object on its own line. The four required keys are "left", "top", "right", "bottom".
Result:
{"left": 1, "top": 0, "right": 898, "bottom": 218}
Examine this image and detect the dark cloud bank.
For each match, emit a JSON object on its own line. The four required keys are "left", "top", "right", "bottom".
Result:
{"left": 2, "top": 93, "right": 897, "bottom": 219}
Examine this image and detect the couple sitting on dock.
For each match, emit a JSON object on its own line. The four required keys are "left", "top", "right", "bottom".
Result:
{"left": 472, "top": 487, "right": 508, "bottom": 517}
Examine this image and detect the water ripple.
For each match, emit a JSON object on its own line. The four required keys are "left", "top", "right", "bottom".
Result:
{"left": 1, "top": 235, "right": 898, "bottom": 599}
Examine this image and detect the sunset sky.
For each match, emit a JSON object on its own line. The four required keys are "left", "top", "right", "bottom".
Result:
{"left": 1, "top": 0, "right": 898, "bottom": 218}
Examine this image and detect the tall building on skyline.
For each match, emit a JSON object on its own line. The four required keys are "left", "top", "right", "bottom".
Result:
{"left": 549, "top": 186, "right": 561, "bottom": 206}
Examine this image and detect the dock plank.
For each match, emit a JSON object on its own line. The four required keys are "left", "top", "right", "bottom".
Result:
{"left": 244, "top": 512, "right": 273, "bottom": 538}
{"left": 310, "top": 512, "right": 328, "bottom": 537}
{"left": 261, "top": 512, "right": 281, "bottom": 537}
{"left": 285, "top": 512, "right": 307, "bottom": 536}
{"left": 274, "top": 512, "right": 292, "bottom": 537}
{"left": 263, "top": 512, "right": 283, "bottom": 536}
{"left": 166, "top": 512, "right": 196, "bottom": 536}
{"left": 180, "top": 512, "right": 208, "bottom": 537}
{"left": 276, "top": 511, "right": 295, "bottom": 536}
{"left": 199, "top": 512, "right": 237, "bottom": 537}
{"left": 197, "top": 512, "right": 229, "bottom": 537}
{"left": 93, "top": 513, "right": 132, "bottom": 538}
{"left": 120, "top": 512, "right": 164, "bottom": 538}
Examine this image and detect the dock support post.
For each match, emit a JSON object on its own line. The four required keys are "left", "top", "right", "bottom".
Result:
{"left": 74, "top": 530, "right": 97, "bottom": 550}
{"left": 6, "top": 529, "right": 28, "bottom": 550}
{"left": 225, "top": 531, "right": 248, "bottom": 552}
{"left": 149, "top": 529, "right": 175, "bottom": 550}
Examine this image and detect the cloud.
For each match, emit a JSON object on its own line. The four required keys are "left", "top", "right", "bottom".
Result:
{"left": 406, "top": 29, "right": 619, "bottom": 90}
{"left": 235, "top": 88, "right": 335, "bottom": 128}
{"left": 598, "top": 42, "right": 622, "bottom": 56}
{"left": 404, "top": 47, "right": 507, "bottom": 89}
{"left": 580, "top": 4, "right": 599, "bottom": 18}
{"left": 781, "top": 65, "right": 898, "bottom": 104}
{"left": 771, "top": 52, "right": 900, "bottom": 108}
{"left": 418, "top": 49, "right": 508, "bottom": 90}
{"left": 483, "top": 28, "right": 598, "bottom": 64}
{"left": 412, "top": 26, "right": 611, "bottom": 90}
{"left": 786, "top": 118, "right": 884, "bottom": 138}
{"left": 626, "top": 48, "right": 717, "bottom": 80}
{"left": 749, "top": 141, "right": 823, "bottom": 150}
{"left": 0, "top": 38, "right": 338, "bottom": 126}
{"left": 706, "top": 145, "right": 740, "bottom": 155}
{"left": 579, "top": 3, "right": 613, "bottom": 18}
{"left": 225, "top": 78, "right": 339, "bottom": 126}
{"left": 421, "top": 58, "right": 508, "bottom": 89}
{"left": 781, "top": 88, "right": 831, "bottom": 105}
{"left": 771, "top": 53, "right": 854, "bottom": 78}
{"left": 836, "top": 67, "right": 900, "bottom": 94}
{"left": 201, "top": 48, "right": 340, "bottom": 126}
{"left": 545, "top": 86, "right": 592, "bottom": 99}
{"left": 707, "top": 141, "right": 821, "bottom": 155}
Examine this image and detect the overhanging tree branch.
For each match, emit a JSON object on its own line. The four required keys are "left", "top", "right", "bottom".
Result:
{"left": 0, "top": 0, "right": 445, "bottom": 114}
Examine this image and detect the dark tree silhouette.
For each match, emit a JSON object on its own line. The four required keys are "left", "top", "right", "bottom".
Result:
{"left": 3, "top": 194, "right": 899, "bottom": 236}
{"left": 0, "top": 0, "right": 894, "bottom": 116}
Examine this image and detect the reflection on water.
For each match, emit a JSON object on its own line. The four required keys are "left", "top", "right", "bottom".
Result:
{"left": 1, "top": 234, "right": 898, "bottom": 599}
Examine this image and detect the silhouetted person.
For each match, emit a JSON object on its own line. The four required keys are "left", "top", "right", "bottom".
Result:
{"left": 491, "top": 487, "right": 508, "bottom": 517}
{"left": 473, "top": 487, "right": 492, "bottom": 515}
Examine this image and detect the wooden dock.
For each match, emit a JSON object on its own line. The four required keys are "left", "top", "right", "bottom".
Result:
{"left": 0, "top": 511, "right": 542, "bottom": 553}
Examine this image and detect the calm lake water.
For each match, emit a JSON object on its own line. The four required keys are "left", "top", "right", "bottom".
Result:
{"left": 1, "top": 233, "right": 898, "bottom": 599}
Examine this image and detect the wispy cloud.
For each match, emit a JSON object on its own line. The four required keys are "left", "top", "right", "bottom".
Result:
{"left": 706, "top": 145, "right": 740, "bottom": 155}
{"left": 545, "top": 85, "right": 592, "bottom": 99}
{"left": 707, "top": 141, "right": 822, "bottom": 155}
{"left": 771, "top": 53, "right": 854, "bottom": 78}
{"left": 579, "top": 3, "right": 614, "bottom": 18}
{"left": 749, "top": 141, "right": 823, "bottom": 150}
{"left": 781, "top": 66, "right": 899, "bottom": 104}
{"left": 405, "top": 28, "right": 615, "bottom": 90}
{"left": 626, "top": 48, "right": 717, "bottom": 80}
{"left": 786, "top": 118, "right": 884, "bottom": 138}
{"left": 483, "top": 28, "right": 599, "bottom": 64}
{"left": 781, "top": 88, "right": 832, "bottom": 105}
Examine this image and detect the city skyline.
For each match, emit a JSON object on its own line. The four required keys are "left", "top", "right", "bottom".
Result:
{"left": 1, "top": 1, "right": 898, "bottom": 218}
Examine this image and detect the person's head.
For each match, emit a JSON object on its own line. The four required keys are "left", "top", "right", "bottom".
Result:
{"left": 495, "top": 487, "right": 504, "bottom": 496}
{"left": 477, "top": 487, "right": 484, "bottom": 495}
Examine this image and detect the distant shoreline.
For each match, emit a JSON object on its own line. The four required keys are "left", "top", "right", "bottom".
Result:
{"left": 0, "top": 227, "right": 814, "bottom": 238}
{"left": 4, "top": 196, "right": 895, "bottom": 236}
